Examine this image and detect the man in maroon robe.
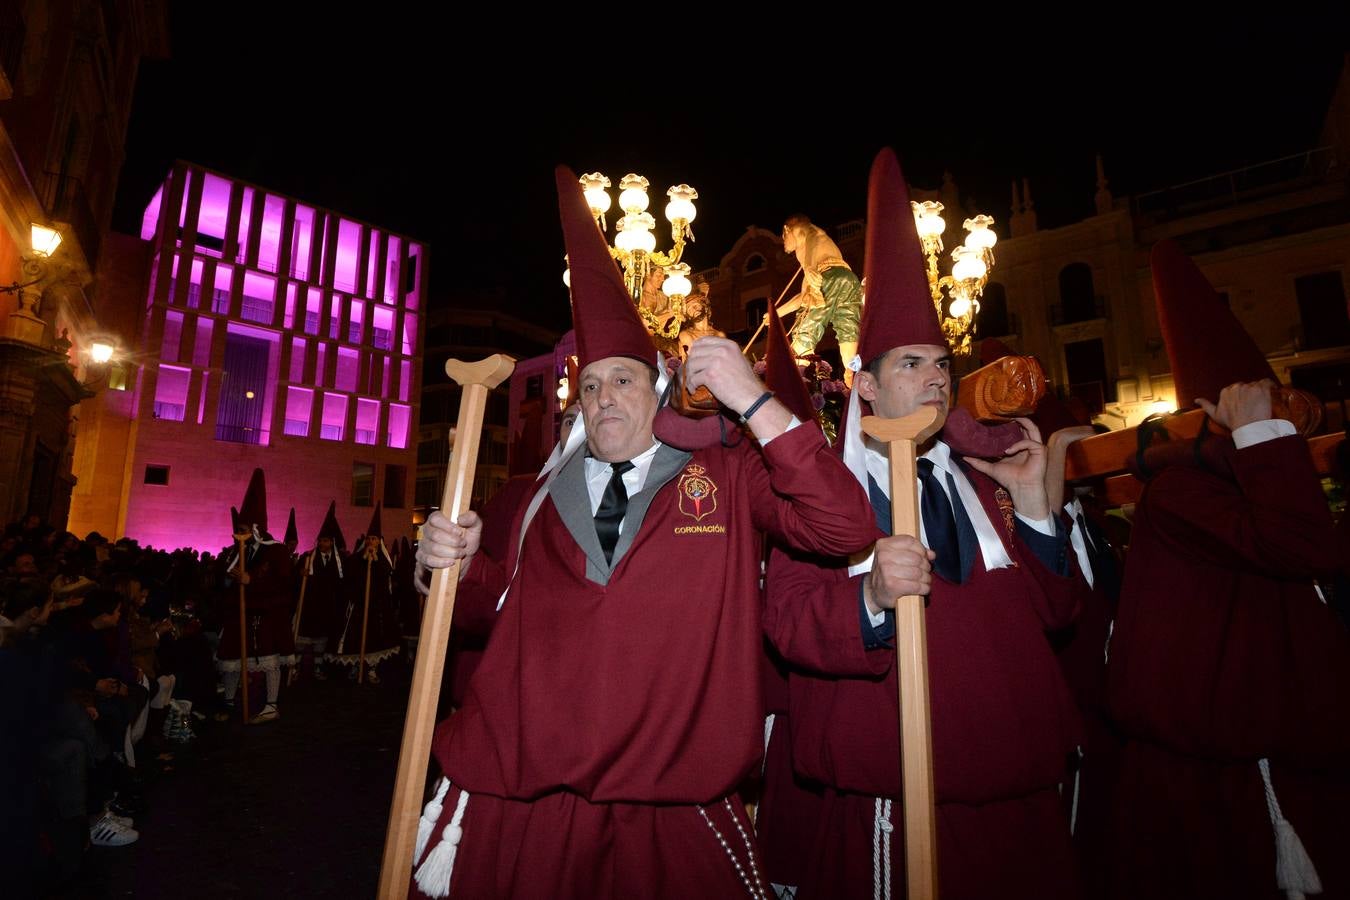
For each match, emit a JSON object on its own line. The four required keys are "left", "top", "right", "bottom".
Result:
{"left": 408, "top": 166, "right": 874, "bottom": 899}
{"left": 330, "top": 504, "right": 400, "bottom": 684}
{"left": 293, "top": 500, "right": 345, "bottom": 682}
{"left": 442, "top": 402, "right": 580, "bottom": 711}
{"left": 1103, "top": 241, "right": 1350, "bottom": 900}
{"left": 758, "top": 150, "right": 1085, "bottom": 900}
{"left": 217, "top": 468, "right": 294, "bottom": 725}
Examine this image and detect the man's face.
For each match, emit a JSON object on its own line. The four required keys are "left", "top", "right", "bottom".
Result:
{"left": 364, "top": 535, "right": 380, "bottom": 552}
{"left": 318, "top": 537, "right": 334, "bottom": 554}
{"left": 12, "top": 554, "right": 37, "bottom": 576}
{"left": 580, "top": 357, "right": 658, "bottom": 463}
{"left": 854, "top": 344, "right": 952, "bottom": 420}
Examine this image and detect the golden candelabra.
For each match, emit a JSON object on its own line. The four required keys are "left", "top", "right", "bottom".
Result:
{"left": 910, "top": 201, "right": 997, "bottom": 356}
{"left": 565, "top": 173, "right": 698, "bottom": 340}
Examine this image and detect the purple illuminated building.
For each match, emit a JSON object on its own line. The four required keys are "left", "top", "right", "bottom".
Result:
{"left": 68, "top": 162, "right": 424, "bottom": 551}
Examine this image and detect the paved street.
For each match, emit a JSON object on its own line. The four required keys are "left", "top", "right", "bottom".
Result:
{"left": 68, "top": 666, "right": 416, "bottom": 899}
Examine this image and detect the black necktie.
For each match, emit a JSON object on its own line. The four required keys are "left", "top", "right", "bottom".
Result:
{"left": 1077, "top": 511, "right": 1120, "bottom": 601}
{"left": 918, "top": 459, "right": 961, "bottom": 583}
{"left": 594, "top": 460, "right": 635, "bottom": 566}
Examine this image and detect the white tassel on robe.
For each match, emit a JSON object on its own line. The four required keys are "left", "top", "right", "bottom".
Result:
{"left": 414, "top": 787, "right": 469, "bottom": 898}
{"left": 1259, "top": 758, "right": 1323, "bottom": 900}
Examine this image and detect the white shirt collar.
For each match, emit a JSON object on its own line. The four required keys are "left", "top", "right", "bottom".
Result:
{"left": 863, "top": 437, "right": 955, "bottom": 501}
{"left": 584, "top": 440, "right": 661, "bottom": 515}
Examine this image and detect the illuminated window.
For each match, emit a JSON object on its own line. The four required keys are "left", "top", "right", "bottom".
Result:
{"left": 335, "top": 219, "right": 360, "bottom": 293}
{"left": 284, "top": 387, "right": 313, "bottom": 437}
{"left": 240, "top": 271, "right": 276, "bottom": 324}
{"left": 372, "top": 305, "right": 394, "bottom": 350}
{"left": 387, "top": 403, "right": 410, "bottom": 449}
{"left": 291, "top": 205, "right": 315, "bottom": 281}
{"left": 304, "top": 287, "right": 322, "bottom": 335}
{"left": 289, "top": 337, "right": 307, "bottom": 383}
{"left": 320, "top": 392, "right": 347, "bottom": 441}
{"left": 348, "top": 299, "right": 364, "bottom": 344}
{"left": 315, "top": 342, "right": 328, "bottom": 387}
{"left": 401, "top": 312, "right": 417, "bottom": 356}
{"left": 153, "top": 365, "right": 190, "bottom": 421}
{"left": 212, "top": 264, "right": 233, "bottom": 314}
{"left": 257, "top": 193, "right": 285, "bottom": 273}
{"left": 160, "top": 311, "right": 184, "bottom": 363}
{"left": 193, "top": 317, "right": 214, "bottom": 368}
{"left": 336, "top": 347, "right": 359, "bottom": 393}
{"left": 355, "top": 397, "right": 379, "bottom": 445}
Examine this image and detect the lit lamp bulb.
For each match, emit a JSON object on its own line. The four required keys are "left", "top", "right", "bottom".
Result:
{"left": 562, "top": 255, "right": 570, "bottom": 288}
{"left": 30, "top": 223, "right": 62, "bottom": 257}
{"left": 948, "top": 296, "right": 973, "bottom": 319}
{"left": 618, "top": 174, "right": 651, "bottom": 214}
{"left": 662, "top": 263, "right": 691, "bottom": 299}
{"left": 911, "top": 201, "right": 947, "bottom": 239}
{"left": 556, "top": 377, "right": 570, "bottom": 402}
{"left": 89, "top": 340, "right": 115, "bottom": 364}
{"left": 951, "top": 245, "right": 986, "bottom": 282}
{"left": 664, "top": 184, "right": 698, "bottom": 239}
{"left": 962, "top": 215, "right": 997, "bottom": 251}
{"left": 578, "top": 173, "right": 612, "bottom": 224}
{"left": 614, "top": 213, "right": 656, "bottom": 254}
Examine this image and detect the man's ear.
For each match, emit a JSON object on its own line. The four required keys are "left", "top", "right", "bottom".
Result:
{"left": 854, "top": 370, "right": 879, "bottom": 404}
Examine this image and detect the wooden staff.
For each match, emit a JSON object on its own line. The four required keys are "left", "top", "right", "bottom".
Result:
{"left": 291, "top": 552, "right": 311, "bottom": 643}
{"left": 234, "top": 531, "right": 251, "bottom": 724}
{"left": 358, "top": 553, "right": 373, "bottom": 684}
{"left": 861, "top": 405, "right": 946, "bottom": 900}
{"left": 377, "top": 353, "right": 515, "bottom": 899}
{"left": 742, "top": 265, "right": 804, "bottom": 352}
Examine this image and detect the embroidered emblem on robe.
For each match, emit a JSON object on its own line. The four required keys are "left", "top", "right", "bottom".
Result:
{"left": 995, "top": 487, "right": 1016, "bottom": 539}
{"left": 677, "top": 464, "right": 718, "bottom": 521}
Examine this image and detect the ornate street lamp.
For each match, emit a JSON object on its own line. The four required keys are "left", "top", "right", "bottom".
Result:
{"left": 2, "top": 223, "right": 65, "bottom": 301}
{"left": 566, "top": 173, "right": 699, "bottom": 341}
{"left": 911, "top": 202, "right": 997, "bottom": 356}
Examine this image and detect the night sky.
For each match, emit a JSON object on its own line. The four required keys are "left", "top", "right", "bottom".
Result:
{"left": 112, "top": 13, "right": 1349, "bottom": 334}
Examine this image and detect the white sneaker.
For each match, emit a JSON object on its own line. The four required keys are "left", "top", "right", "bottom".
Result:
{"left": 90, "top": 813, "right": 139, "bottom": 847}
{"left": 102, "top": 808, "right": 134, "bottom": 828}
{"left": 249, "top": 704, "right": 280, "bottom": 725}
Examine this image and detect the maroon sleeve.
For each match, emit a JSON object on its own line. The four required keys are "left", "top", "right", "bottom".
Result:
{"left": 451, "top": 475, "right": 538, "bottom": 636}
{"left": 749, "top": 424, "right": 875, "bottom": 556}
{"left": 478, "top": 475, "right": 538, "bottom": 561}
{"left": 763, "top": 543, "right": 893, "bottom": 677}
{"left": 1146, "top": 435, "right": 1341, "bottom": 578}
{"left": 451, "top": 550, "right": 509, "bottom": 636}
{"left": 1012, "top": 534, "right": 1084, "bottom": 631}
{"left": 967, "top": 467, "right": 1082, "bottom": 631}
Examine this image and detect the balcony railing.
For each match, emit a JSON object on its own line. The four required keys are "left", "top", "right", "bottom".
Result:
{"left": 1134, "top": 147, "right": 1338, "bottom": 219}
{"left": 152, "top": 402, "right": 185, "bottom": 422}
{"left": 215, "top": 424, "right": 264, "bottom": 445}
